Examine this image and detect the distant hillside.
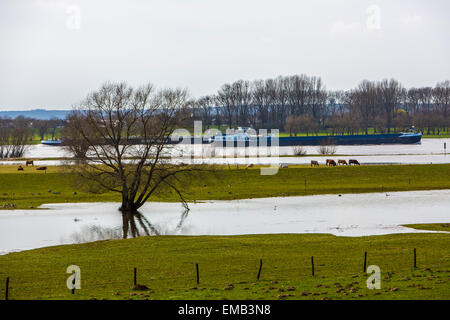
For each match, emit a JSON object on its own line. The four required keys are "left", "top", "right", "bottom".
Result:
{"left": 0, "top": 109, "right": 70, "bottom": 120}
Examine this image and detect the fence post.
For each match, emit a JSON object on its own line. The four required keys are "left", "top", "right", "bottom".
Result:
{"left": 134, "top": 267, "right": 137, "bottom": 286}
{"left": 257, "top": 259, "right": 263, "bottom": 280}
{"left": 311, "top": 256, "right": 314, "bottom": 276}
{"left": 196, "top": 263, "right": 199, "bottom": 285}
{"left": 72, "top": 272, "right": 76, "bottom": 294}
{"left": 414, "top": 248, "right": 417, "bottom": 268}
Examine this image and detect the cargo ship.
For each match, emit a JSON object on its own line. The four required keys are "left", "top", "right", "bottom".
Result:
{"left": 40, "top": 139, "right": 63, "bottom": 146}
{"left": 205, "top": 132, "right": 422, "bottom": 146}
{"left": 52, "top": 132, "right": 422, "bottom": 146}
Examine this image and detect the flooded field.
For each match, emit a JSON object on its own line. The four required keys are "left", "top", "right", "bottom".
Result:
{"left": 0, "top": 138, "right": 448, "bottom": 166}
{"left": 1, "top": 189, "right": 449, "bottom": 254}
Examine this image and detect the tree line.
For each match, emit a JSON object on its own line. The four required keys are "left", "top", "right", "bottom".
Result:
{"left": 192, "top": 75, "right": 450, "bottom": 135}
{"left": 0, "top": 117, "right": 64, "bottom": 158}
{"left": 0, "top": 75, "right": 448, "bottom": 159}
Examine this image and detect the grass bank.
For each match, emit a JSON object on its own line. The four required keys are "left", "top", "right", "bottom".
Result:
{"left": 0, "top": 233, "right": 448, "bottom": 300}
{"left": 403, "top": 223, "right": 450, "bottom": 232}
{"left": 1, "top": 164, "right": 450, "bottom": 209}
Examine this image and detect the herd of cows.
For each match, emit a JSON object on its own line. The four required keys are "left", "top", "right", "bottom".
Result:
{"left": 16, "top": 158, "right": 361, "bottom": 171}
{"left": 317, "top": 159, "right": 360, "bottom": 167}
{"left": 17, "top": 160, "right": 47, "bottom": 171}
{"left": 245, "top": 159, "right": 361, "bottom": 169}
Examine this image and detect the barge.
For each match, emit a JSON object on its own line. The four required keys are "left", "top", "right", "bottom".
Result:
{"left": 205, "top": 132, "right": 422, "bottom": 147}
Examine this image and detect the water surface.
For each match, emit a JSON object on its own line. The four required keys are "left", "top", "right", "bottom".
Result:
{"left": 1, "top": 190, "right": 449, "bottom": 254}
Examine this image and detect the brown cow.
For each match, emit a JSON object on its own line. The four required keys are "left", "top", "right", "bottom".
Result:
{"left": 338, "top": 159, "right": 348, "bottom": 165}
{"left": 326, "top": 159, "right": 336, "bottom": 166}
{"left": 25, "top": 160, "right": 34, "bottom": 166}
{"left": 17, "top": 165, "right": 24, "bottom": 171}
{"left": 247, "top": 163, "right": 254, "bottom": 168}
{"left": 310, "top": 160, "right": 319, "bottom": 167}
{"left": 36, "top": 166, "right": 47, "bottom": 171}
{"left": 349, "top": 159, "right": 360, "bottom": 165}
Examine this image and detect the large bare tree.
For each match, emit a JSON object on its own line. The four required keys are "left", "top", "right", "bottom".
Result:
{"left": 64, "top": 82, "right": 202, "bottom": 213}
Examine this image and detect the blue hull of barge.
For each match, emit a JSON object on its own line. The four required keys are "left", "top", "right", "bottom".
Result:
{"left": 276, "top": 133, "right": 422, "bottom": 146}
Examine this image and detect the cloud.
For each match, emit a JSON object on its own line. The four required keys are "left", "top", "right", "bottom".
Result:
{"left": 329, "top": 21, "right": 362, "bottom": 36}
{"left": 401, "top": 14, "right": 423, "bottom": 25}
{"left": 34, "top": 0, "right": 69, "bottom": 10}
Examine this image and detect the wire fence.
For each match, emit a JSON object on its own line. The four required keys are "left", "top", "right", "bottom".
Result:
{"left": 2, "top": 247, "right": 446, "bottom": 300}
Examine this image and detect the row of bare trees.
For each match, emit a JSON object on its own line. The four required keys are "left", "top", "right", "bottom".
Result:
{"left": 192, "top": 75, "right": 450, "bottom": 135}
{"left": 0, "top": 116, "right": 65, "bottom": 159}
{"left": 0, "top": 116, "right": 32, "bottom": 158}
{"left": 196, "top": 75, "right": 328, "bottom": 130}
{"left": 34, "top": 118, "right": 64, "bottom": 140}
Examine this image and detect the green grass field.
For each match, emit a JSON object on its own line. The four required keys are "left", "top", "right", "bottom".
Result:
{"left": 0, "top": 231, "right": 449, "bottom": 300}
{"left": 1, "top": 164, "right": 450, "bottom": 209}
{"left": 403, "top": 223, "right": 450, "bottom": 232}
{"left": 1, "top": 164, "right": 449, "bottom": 300}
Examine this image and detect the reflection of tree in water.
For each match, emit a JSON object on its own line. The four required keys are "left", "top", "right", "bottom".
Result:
{"left": 69, "top": 206, "right": 190, "bottom": 243}
{"left": 121, "top": 211, "right": 160, "bottom": 238}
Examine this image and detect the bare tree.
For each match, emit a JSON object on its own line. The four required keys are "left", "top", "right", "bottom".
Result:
{"left": 65, "top": 82, "right": 205, "bottom": 214}
{"left": 0, "top": 116, "right": 31, "bottom": 158}
{"left": 62, "top": 113, "right": 91, "bottom": 160}
{"left": 317, "top": 138, "right": 337, "bottom": 155}
{"left": 434, "top": 80, "right": 450, "bottom": 118}
{"left": 34, "top": 119, "right": 51, "bottom": 140}
{"left": 195, "top": 95, "right": 215, "bottom": 128}
{"left": 378, "top": 79, "right": 403, "bottom": 133}
{"left": 44, "top": 117, "right": 61, "bottom": 140}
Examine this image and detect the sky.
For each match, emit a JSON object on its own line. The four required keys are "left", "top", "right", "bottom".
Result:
{"left": 0, "top": 0, "right": 449, "bottom": 110}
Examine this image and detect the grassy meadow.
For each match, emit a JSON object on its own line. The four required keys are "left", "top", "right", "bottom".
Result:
{"left": 0, "top": 164, "right": 449, "bottom": 300}
{"left": 0, "top": 164, "right": 450, "bottom": 209}
{"left": 0, "top": 231, "right": 448, "bottom": 300}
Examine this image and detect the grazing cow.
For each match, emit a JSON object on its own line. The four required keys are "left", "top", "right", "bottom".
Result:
{"left": 17, "top": 165, "right": 24, "bottom": 171}
{"left": 310, "top": 160, "right": 319, "bottom": 167}
{"left": 36, "top": 166, "right": 47, "bottom": 171}
{"left": 247, "top": 163, "right": 254, "bottom": 168}
{"left": 338, "top": 159, "right": 348, "bottom": 165}
{"left": 25, "top": 160, "right": 34, "bottom": 166}
{"left": 280, "top": 164, "right": 289, "bottom": 168}
{"left": 349, "top": 159, "right": 360, "bottom": 165}
{"left": 326, "top": 159, "right": 337, "bottom": 166}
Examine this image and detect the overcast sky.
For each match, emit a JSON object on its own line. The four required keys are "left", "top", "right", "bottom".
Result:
{"left": 0, "top": 0, "right": 449, "bottom": 110}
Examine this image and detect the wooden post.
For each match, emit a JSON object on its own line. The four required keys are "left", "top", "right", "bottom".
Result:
{"left": 311, "top": 256, "right": 314, "bottom": 276}
{"left": 414, "top": 248, "right": 417, "bottom": 268}
{"left": 196, "top": 263, "right": 199, "bottom": 285}
{"left": 257, "top": 259, "right": 263, "bottom": 280}
{"left": 71, "top": 272, "right": 76, "bottom": 294}
{"left": 134, "top": 267, "right": 137, "bottom": 286}
{"left": 5, "top": 277, "right": 9, "bottom": 300}
{"left": 363, "top": 252, "right": 367, "bottom": 272}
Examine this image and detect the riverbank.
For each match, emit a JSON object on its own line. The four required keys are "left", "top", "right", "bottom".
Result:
{"left": 0, "top": 229, "right": 448, "bottom": 300}
{"left": 1, "top": 164, "right": 450, "bottom": 209}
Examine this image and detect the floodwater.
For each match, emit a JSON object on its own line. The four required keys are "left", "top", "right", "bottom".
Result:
{"left": 1, "top": 190, "right": 449, "bottom": 255}
{"left": 0, "top": 138, "right": 448, "bottom": 166}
